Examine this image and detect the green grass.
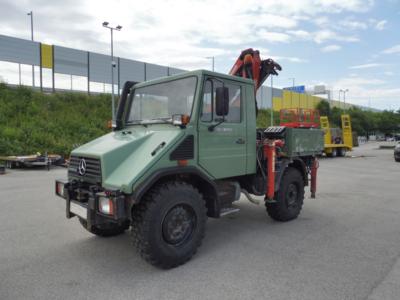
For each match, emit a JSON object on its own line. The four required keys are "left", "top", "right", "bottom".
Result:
{"left": 0, "top": 84, "right": 111, "bottom": 157}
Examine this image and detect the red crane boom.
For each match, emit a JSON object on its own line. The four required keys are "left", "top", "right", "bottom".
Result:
{"left": 229, "top": 48, "right": 282, "bottom": 92}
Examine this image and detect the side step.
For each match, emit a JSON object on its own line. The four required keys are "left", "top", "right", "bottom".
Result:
{"left": 220, "top": 206, "right": 240, "bottom": 217}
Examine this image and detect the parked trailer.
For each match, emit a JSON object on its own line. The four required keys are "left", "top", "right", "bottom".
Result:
{"left": 320, "top": 114, "right": 353, "bottom": 157}
{"left": 0, "top": 154, "right": 63, "bottom": 170}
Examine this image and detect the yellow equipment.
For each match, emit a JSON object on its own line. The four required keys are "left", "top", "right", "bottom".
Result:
{"left": 320, "top": 114, "right": 353, "bottom": 157}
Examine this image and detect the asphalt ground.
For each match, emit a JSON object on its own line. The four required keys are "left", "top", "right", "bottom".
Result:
{"left": 0, "top": 142, "right": 399, "bottom": 300}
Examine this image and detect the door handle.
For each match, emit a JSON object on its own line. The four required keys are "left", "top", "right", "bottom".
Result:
{"left": 236, "top": 138, "right": 245, "bottom": 144}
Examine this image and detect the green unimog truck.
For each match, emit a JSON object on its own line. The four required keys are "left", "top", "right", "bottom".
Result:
{"left": 56, "top": 69, "right": 324, "bottom": 268}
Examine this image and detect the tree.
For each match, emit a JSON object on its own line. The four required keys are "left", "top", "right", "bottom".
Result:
{"left": 315, "top": 100, "right": 331, "bottom": 117}
{"left": 377, "top": 110, "right": 400, "bottom": 135}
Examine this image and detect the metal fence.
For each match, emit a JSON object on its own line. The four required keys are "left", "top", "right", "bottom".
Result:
{"left": 1, "top": 34, "right": 373, "bottom": 111}
{"left": 0, "top": 34, "right": 185, "bottom": 94}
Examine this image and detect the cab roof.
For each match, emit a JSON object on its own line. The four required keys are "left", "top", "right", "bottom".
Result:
{"left": 132, "top": 69, "right": 254, "bottom": 89}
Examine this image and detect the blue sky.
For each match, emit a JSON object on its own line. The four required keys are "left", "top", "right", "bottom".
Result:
{"left": 0, "top": 0, "right": 399, "bottom": 109}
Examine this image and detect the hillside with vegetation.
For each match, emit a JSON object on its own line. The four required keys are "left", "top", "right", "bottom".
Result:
{"left": 0, "top": 84, "right": 111, "bottom": 156}
{"left": 0, "top": 85, "right": 399, "bottom": 157}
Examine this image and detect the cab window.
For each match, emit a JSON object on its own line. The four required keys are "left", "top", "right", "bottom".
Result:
{"left": 200, "top": 79, "right": 241, "bottom": 123}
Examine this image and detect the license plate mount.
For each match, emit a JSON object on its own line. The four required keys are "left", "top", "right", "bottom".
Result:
{"left": 70, "top": 201, "right": 87, "bottom": 220}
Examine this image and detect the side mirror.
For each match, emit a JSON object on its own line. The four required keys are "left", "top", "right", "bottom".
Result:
{"left": 215, "top": 87, "right": 229, "bottom": 116}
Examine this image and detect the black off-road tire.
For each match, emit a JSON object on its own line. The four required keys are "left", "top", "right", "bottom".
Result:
{"left": 338, "top": 148, "right": 346, "bottom": 157}
{"left": 395, "top": 157, "right": 400, "bottom": 162}
{"left": 131, "top": 181, "right": 207, "bottom": 269}
{"left": 266, "top": 167, "right": 304, "bottom": 222}
{"left": 79, "top": 218, "right": 130, "bottom": 237}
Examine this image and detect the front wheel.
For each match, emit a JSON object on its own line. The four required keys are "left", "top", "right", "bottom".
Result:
{"left": 131, "top": 181, "right": 207, "bottom": 269}
{"left": 266, "top": 167, "right": 304, "bottom": 222}
{"left": 338, "top": 148, "right": 346, "bottom": 157}
{"left": 79, "top": 218, "right": 130, "bottom": 237}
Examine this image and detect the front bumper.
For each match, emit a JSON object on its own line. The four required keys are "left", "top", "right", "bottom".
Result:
{"left": 55, "top": 179, "right": 130, "bottom": 228}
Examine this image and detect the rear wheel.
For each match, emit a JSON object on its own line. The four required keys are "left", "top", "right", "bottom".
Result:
{"left": 79, "top": 218, "right": 130, "bottom": 237}
{"left": 266, "top": 167, "right": 304, "bottom": 222}
{"left": 131, "top": 181, "right": 207, "bottom": 269}
{"left": 338, "top": 148, "right": 346, "bottom": 157}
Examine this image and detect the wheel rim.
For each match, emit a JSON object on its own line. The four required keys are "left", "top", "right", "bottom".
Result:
{"left": 162, "top": 204, "right": 196, "bottom": 245}
{"left": 286, "top": 183, "right": 299, "bottom": 208}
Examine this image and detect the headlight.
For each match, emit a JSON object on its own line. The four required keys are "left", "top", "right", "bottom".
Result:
{"left": 98, "top": 196, "right": 114, "bottom": 215}
{"left": 55, "top": 181, "right": 65, "bottom": 197}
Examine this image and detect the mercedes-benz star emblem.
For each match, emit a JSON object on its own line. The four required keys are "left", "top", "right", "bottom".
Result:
{"left": 78, "top": 158, "right": 87, "bottom": 176}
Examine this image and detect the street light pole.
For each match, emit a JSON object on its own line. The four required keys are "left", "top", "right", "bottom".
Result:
{"left": 289, "top": 77, "right": 295, "bottom": 88}
{"left": 270, "top": 75, "right": 274, "bottom": 126}
{"left": 340, "top": 89, "right": 349, "bottom": 110}
{"left": 206, "top": 56, "right": 215, "bottom": 71}
{"left": 102, "top": 22, "right": 122, "bottom": 123}
{"left": 289, "top": 77, "right": 295, "bottom": 108}
{"left": 343, "top": 89, "right": 349, "bottom": 110}
{"left": 27, "top": 11, "right": 35, "bottom": 87}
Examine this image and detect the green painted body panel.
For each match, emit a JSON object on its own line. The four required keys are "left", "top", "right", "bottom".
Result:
{"left": 71, "top": 125, "right": 186, "bottom": 192}
{"left": 197, "top": 76, "right": 251, "bottom": 178}
{"left": 282, "top": 128, "right": 324, "bottom": 157}
{"left": 244, "top": 85, "right": 257, "bottom": 174}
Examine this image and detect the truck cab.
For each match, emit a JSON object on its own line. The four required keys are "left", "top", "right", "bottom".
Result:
{"left": 56, "top": 70, "right": 323, "bottom": 268}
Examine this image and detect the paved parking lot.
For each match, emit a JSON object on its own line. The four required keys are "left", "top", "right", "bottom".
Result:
{"left": 1, "top": 142, "right": 399, "bottom": 300}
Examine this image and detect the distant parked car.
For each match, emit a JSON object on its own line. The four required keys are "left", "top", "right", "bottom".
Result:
{"left": 395, "top": 142, "right": 400, "bottom": 162}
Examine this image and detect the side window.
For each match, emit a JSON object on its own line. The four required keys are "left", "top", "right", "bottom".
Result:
{"left": 200, "top": 79, "right": 241, "bottom": 123}
{"left": 201, "top": 80, "right": 213, "bottom": 122}
{"left": 226, "top": 83, "right": 241, "bottom": 123}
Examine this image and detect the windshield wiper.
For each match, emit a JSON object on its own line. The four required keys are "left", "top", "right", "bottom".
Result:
{"left": 140, "top": 118, "right": 173, "bottom": 125}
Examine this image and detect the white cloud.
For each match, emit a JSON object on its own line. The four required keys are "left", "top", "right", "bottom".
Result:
{"left": 0, "top": 0, "right": 376, "bottom": 71}
{"left": 321, "top": 45, "right": 342, "bottom": 52}
{"left": 375, "top": 20, "right": 387, "bottom": 30}
{"left": 314, "top": 30, "right": 359, "bottom": 44}
{"left": 256, "top": 14, "right": 298, "bottom": 29}
{"left": 340, "top": 20, "right": 368, "bottom": 30}
{"left": 314, "top": 16, "right": 330, "bottom": 26}
{"left": 335, "top": 77, "right": 385, "bottom": 86}
{"left": 270, "top": 56, "right": 308, "bottom": 63}
{"left": 257, "top": 30, "right": 291, "bottom": 43}
{"left": 382, "top": 45, "right": 400, "bottom": 54}
{"left": 287, "top": 30, "right": 311, "bottom": 39}
{"left": 349, "top": 63, "right": 383, "bottom": 69}
{"left": 384, "top": 71, "right": 394, "bottom": 76}
{"left": 329, "top": 76, "right": 400, "bottom": 109}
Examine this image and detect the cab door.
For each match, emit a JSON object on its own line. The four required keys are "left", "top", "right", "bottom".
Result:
{"left": 198, "top": 78, "right": 247, "bottom": 179}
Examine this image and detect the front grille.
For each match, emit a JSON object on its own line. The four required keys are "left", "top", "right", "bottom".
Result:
{"left": 68, "top": 156, "right": 102, "bottom": 184}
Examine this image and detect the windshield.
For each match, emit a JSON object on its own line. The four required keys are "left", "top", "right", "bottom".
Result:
{"left": 127, "top": 76, "right": 197, "bottom": 124}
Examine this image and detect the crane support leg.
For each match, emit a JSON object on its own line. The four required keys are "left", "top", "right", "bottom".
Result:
{"left": 264, "top": 140, "right": 276, "bottom": 201}
{"left": 310, "top": 157, "right": 319, "bottom": 198}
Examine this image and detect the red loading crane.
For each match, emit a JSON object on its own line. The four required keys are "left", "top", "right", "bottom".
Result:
{"left": 229, "top": 49, "right": 318, "bottom": 200}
